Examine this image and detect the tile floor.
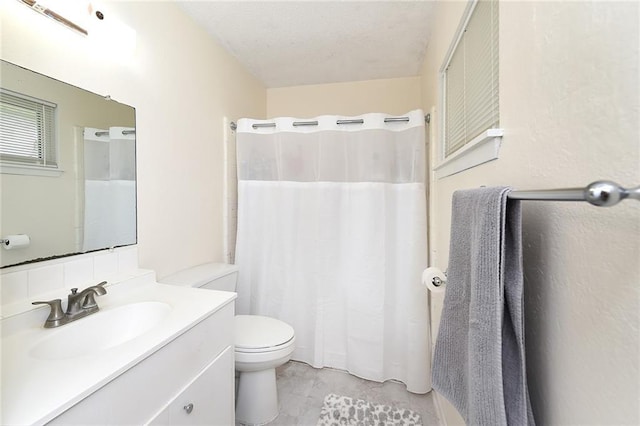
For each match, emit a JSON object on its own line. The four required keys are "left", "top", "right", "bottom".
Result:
{"left": 269, "top": 361, "right": 441, "bottom": 425}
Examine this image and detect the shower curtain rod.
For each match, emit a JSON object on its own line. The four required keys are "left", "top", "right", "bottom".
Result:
{"left": 508, "top": 181, "right": 640, "bottom": 207}
{"left": 94, "top": 129, "right": 136, "bottom": 137}
{"left": 228, "top": 114, "right": 430, "bottom": 131}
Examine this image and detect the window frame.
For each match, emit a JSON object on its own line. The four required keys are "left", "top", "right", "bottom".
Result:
{"left": 0, "top": 88, "right": 62, "bottom": 177}
{"left": 435, "top": 0, "right": 503, "bottom": 179}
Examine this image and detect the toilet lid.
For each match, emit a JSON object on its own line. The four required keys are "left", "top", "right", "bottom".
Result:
{"left": 235, "top": 315, "right": 295, "bottom": 350}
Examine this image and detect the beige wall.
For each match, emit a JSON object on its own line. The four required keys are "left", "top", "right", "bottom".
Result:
{"left": 0, "top": 1, "right": 266, "bottom": 278}
{"left": 267, "top": 77, "right": 422, "bottom": 118}
{"left": 421, "top": 1, "right": 640, "bottom": 424}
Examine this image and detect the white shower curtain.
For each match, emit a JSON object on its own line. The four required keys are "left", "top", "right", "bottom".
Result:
{"left": 235, "top": 110, "right": 431, "bottom": 393}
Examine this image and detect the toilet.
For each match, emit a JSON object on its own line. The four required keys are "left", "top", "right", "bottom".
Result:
{"left": 160, "top": 263, "right": 295, "bottom": 425}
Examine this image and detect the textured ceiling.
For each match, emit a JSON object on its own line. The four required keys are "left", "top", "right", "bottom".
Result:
{"left": 177, "top": 1, "right": 434, "bottom": 88}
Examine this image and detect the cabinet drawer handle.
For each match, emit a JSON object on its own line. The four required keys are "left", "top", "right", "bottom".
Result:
{"left": 184, "top": 403, "right": 194, "bottom": 414}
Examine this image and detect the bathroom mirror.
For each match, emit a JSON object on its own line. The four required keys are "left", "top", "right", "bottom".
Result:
{"left": 0, "top": 60, "right": 136, "bottom": 268}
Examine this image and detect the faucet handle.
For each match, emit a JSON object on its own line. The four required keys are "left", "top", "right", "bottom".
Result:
{"left": 82, "top": 281, "right": 108, "bottom": 309}
{"left": 32, "top": 299, "right": 66, "bottom": 327}
{"left": 83, "top": 293, "right": 97, "bottom": 308}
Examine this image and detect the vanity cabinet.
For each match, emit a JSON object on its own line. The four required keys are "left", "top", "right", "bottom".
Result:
{"left": 48, "top": 302, "right": 234, "bottom": 426}
{"left": 149, "top": 347, "right": 233, "bottom": 425}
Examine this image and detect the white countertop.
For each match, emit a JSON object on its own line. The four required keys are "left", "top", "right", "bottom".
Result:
{"left": 1, "top": 275, "right": 236, "bottom": 426}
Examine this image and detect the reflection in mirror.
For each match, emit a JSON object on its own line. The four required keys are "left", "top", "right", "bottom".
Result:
{"left": 0, "top": 60, "right": 136, "bottom": 268}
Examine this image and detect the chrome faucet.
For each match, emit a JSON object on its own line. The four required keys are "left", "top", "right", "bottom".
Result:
{"left": 32, "top": 281, "right": 108, "bottom": 328}
{"left": 66, "top": 282, "right": 107, "bottom": 316}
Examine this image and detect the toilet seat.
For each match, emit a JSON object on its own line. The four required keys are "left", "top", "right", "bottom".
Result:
{"left": 235, "top": 338, "right": 295, "bottom": 353}
{"left": 235, "top": 315, "right": 295, "bottom": 353}
{"left": 234, "top": 316, "right": 296, "bottom": 372}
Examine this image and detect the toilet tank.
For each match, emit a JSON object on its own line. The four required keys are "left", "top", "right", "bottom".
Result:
{"left": 160, "top": 263, "right": 238, "bottom": 292}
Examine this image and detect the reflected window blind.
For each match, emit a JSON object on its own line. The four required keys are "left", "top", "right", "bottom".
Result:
{"left": 0, "top": 89, "right": 57, "bottom": 167}
{"left": 444, "top": 0, "right": 499, "bottom": 157}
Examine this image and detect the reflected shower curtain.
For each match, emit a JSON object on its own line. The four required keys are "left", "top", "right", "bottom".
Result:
{"left": 235, "top": 110, "right": 431, "bottom": 393}
{"left": 82, "top": 127, "right": 136, "bottom": 252}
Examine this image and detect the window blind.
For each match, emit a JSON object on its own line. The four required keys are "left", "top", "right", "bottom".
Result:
{"left": 0, "top": 89, "right": 57, "bottom": 167}
{"left": 444, "top": 0, "right": 499, "bottom": 157}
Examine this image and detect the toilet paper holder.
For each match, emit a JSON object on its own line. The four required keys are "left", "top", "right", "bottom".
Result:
{"left": 1, "top": 235, "right": 31, "bottom": 249}
{"left": 432, "top": 271, "right": 447, "bottom": 287}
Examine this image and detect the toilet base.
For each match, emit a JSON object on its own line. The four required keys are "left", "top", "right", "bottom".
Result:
{"left": 235, "top": 368, "right": 279, "bottom": 425}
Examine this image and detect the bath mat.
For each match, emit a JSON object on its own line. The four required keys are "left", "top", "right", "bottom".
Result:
{"left": 317, "top": 393, "right": 423, "bottom": 426}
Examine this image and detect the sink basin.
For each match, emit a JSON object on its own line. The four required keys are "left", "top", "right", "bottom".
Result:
{"left": 29, "top": 301, "right": 172, "bottom": 360}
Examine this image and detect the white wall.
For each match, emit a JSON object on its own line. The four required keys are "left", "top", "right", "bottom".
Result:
{"left": 0, "top": 1, "right": 266, "bottom": 279}
{"left": 421, "top": 1, "right": 640, "bottom": 424}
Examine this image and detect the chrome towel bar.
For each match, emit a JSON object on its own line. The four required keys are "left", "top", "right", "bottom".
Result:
{"left": 508, "top": 181, "right": 640, "bottom": 207}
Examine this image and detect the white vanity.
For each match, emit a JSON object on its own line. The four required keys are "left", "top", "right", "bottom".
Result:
{"left": 0, "top": 60, "right": 237, "bottom": 425}
{"left": 1, "top": 267, "right": 236, "bottom": 425}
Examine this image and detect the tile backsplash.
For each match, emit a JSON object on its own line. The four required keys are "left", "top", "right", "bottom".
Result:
{"left": 0, "top": 246, "right": 139, "bottom": 313}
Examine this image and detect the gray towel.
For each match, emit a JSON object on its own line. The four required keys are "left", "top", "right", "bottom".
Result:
{"left": 432, "top": 187, "right": 535, "bottom": 425}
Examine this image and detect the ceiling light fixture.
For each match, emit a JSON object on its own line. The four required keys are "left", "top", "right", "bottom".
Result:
{"left": 18, "top": 0, "right": 89, "bottom": 36}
